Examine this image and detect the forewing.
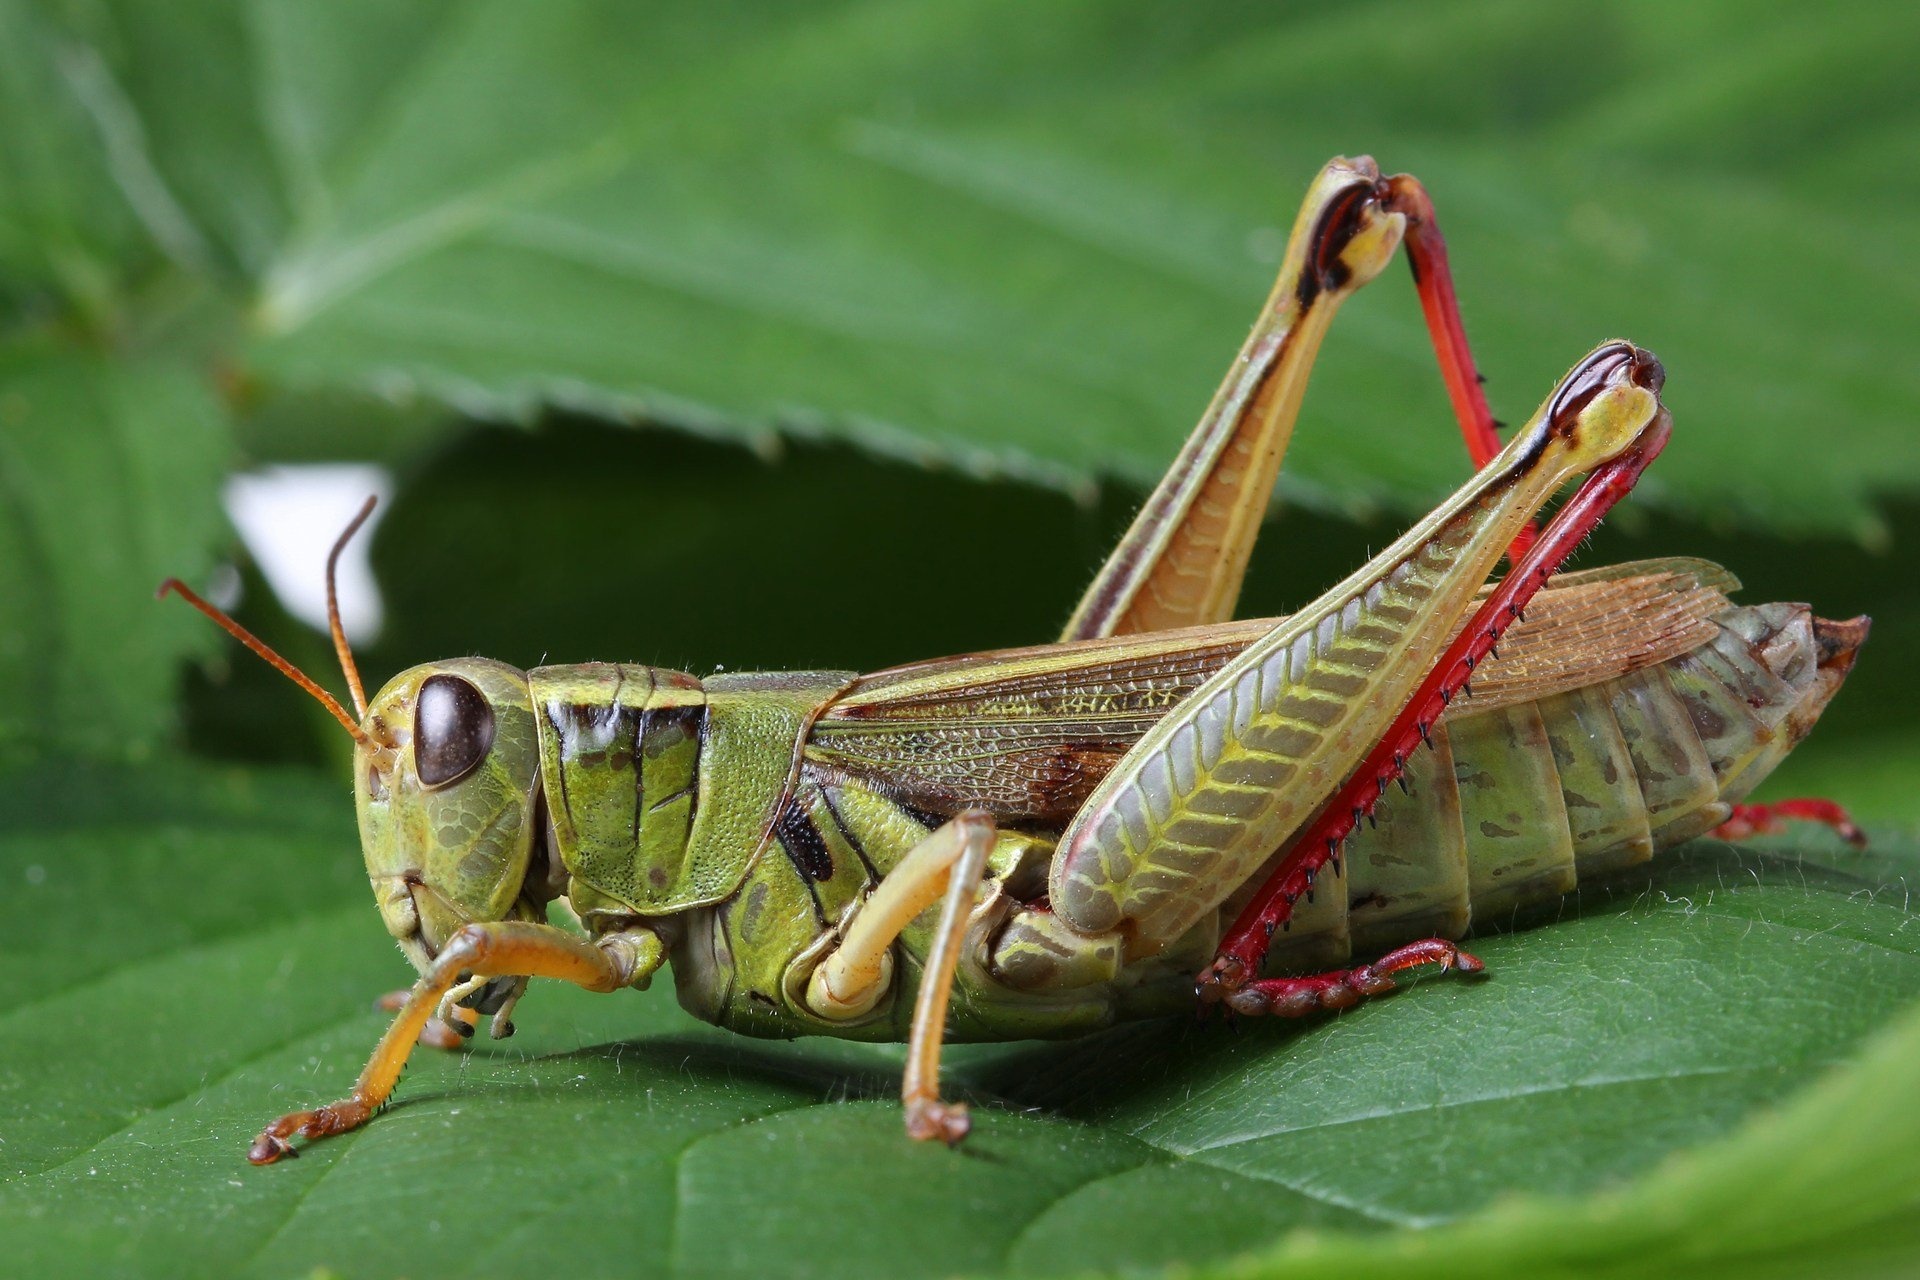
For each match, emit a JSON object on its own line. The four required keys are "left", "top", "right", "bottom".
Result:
{"left": 807, "top": 558, "right": 1737, "bottom": 823}
{"left": 1457, "top": 556, "right": 1738, "bottom": 712}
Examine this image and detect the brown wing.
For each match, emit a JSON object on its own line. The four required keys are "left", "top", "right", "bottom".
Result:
{"left": 806, "top": 558, "right": 1739, "bottom": 823}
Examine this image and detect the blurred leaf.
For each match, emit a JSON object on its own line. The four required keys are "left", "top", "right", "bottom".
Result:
{"left": 358, "top": 418, "right": 1278, "bottom": 679}
{"left": 1758, "top": 730, "right": 1920, "bottom": 830}
{"left": 0, "top": 0, "right": 163, "bottom": 327}
{"left": 0, "top": 333, "right": 230, "bottom": 763}
{"left": 18, "top": 0, "right": 1920, "bottom": 529}
{"left": 0, "top": 758, "right": 1915, "bottom": 1278}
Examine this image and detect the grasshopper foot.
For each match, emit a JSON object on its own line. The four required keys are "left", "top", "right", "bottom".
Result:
{"left": 1194, "top": 955, "right": 1250, "bottom": 1006}
{"left": 1201, "top": 938, "right": 1483, "bottom": 1018}
{"left": 905, "top": 1097, "right": 971, "bottom": 1146}
{"left": 247, "top": 1098, "right": 375, "bottom": 1166}
{"left": 1712, "top": 799, "right": 1867, "bottom": 848}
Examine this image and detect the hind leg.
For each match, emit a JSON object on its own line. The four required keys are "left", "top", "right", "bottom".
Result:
{"left": 1223, "top": 938, "right": 1483, "bottom": 1018}
{"left": 1712, "top": 799, "right": 1867, "bottom": 847}
{"left": 1065, "top": 159, "right": 1529, "bottom": 643}
{"left": 1050, "top": 345, "right": 1670, "bottom": 975}
{"left": 1205, "top": 374, "right": 1673, "bottom": 996}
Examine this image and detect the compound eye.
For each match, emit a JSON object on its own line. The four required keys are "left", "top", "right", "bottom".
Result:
{"left": 414, "top": 674, "right": 495, "bottom": 787}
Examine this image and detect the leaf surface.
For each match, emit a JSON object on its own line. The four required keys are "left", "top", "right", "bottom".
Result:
{"left": 0, "top": 760, "right": 1915, "bottom": 1279}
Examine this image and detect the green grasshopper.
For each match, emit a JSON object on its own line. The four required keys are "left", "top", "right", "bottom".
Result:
{"left": 164, "top": 157, "right": 1868, "bottom": 1163}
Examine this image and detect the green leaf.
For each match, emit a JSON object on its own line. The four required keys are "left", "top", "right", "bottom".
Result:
{"left": 0, "top": 333, "right": 231, "bottom": 764}
{"left": 4, "top": 8, "right": 1916, "bottom": 1272}
{"left": 27, "top": 0, "right": 1920, "bottom": 530}
{"left": 1211, "top": 992, "right": 1920, "bottom": 1280}
{"left": 0, "top": 0, "right": 163, "bottom": 326}
{"left": 0, "top": 758, "right": 1914, "bottom": 1279}
{"left": 1762, "top": 730, "right": 1920, "bottom": 828}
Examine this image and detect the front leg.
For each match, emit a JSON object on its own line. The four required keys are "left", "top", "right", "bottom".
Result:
{"left": 248, "top": 922, "right": 656, "bottom": 1164}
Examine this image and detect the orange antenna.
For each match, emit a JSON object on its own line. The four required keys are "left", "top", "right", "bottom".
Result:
{"left": 326, "top": 495, "right": 378, "bottom": 716}
{"left": 158, "top": 577, "right": 373, "bottom": 747}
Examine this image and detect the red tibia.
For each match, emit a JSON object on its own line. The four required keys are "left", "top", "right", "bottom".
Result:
{"left": 1223, "top": 938, "right": 1482, "bottom": 1018}
{"left": 1713, "top": 799, "right": 1868, "bottom": 848}
{"left": 1199, "top": 410, "right": 1674, "bottom": 998}
{"left": 1386, "top": 174, "right": 1536, "bottom": 563}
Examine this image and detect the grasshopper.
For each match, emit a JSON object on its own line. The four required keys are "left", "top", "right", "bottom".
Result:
{"left": 164, "top": 157, "right": 1868, "bottom": 1163}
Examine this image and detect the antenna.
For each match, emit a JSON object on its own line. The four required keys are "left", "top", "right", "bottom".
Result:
{"left": 158, "top": 578, "right": 373, "bottom": 747}
{"left": 326, "top": 495, "right": 378, "bottom": 716}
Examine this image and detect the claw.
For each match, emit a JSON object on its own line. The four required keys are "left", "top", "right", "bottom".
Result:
{"left": 905, "top": 1098, "right": 972, "bottom": 1146}
{"left": 247, "top": 1133, "right": 296, "bottom": 1165}
{"left": 244, "top": 1098, "right": 374, "bottom": 1166}
{"left": 1195, "top": 955, "right": 1248, "bottom": 1004}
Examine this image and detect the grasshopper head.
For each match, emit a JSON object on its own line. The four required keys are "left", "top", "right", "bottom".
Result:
{"left": 159, "top": 499, "right": 557, "bottom": 998}
{"left": 356, "top": 658, "right": 551, "bottom": 974}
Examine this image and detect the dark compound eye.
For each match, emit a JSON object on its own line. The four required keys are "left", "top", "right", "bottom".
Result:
{"left": 414, "top": 674, "right": 495, "bottom": 787}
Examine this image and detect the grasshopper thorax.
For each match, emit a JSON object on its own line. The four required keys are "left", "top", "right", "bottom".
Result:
{"left": 357, "top": 658, "right": 553, "bottom": 974}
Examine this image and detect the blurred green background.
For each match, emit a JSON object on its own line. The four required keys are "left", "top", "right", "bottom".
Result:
{"left": 3, "top": 3, "right": 1918, "bottom": 1278}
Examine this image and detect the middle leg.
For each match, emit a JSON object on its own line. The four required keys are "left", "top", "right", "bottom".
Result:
{"left": 803, "top": 810, "right": 998, "bottom": 1143}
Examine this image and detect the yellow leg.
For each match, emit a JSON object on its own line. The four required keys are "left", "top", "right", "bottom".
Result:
{"left": 249, "top": 921, "right": 630, "bottom": 1164}
{"left": 802, "top": 810, "right": 997, "bottom": 1144}
{"left": 902, "top": 812, "right": 995, "bottom": 1144}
